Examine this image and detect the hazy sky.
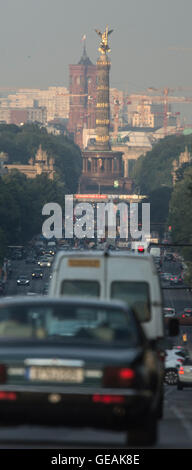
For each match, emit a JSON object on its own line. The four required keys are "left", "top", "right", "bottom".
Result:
{"left": 1, "top": 0, "right": 192, "bottom": 95}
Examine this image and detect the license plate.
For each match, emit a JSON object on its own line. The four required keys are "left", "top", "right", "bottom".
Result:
{"left": 26, "top": 367, "right": 84, "bottom": 383}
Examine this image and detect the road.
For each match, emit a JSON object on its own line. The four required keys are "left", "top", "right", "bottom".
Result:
{"left": 0, "top": 256, "right": 192, "bottom": 448}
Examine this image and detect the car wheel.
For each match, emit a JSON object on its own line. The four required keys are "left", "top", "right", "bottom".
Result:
{"left": 127, "top": 415, "right": 158, "bottom": 447}
{"left": 164, "top": 368, "right": 178, "bottom": 385}
{"left": 177, "top": 382, "right": 183, "bottom": 390}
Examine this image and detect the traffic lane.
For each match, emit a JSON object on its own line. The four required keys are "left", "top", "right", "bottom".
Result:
{"left": 162, "top": 287, "right": 192, "bottom": 314}
{"left": 5, "top": 259, "right": 51, "bottom": 296}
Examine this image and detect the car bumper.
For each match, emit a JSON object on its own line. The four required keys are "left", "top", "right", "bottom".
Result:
{"left": 0, "top": 385, "right": 156, "bottom": 429}
{"left": 178, "top": 379, "right": 192, "bottom": 387}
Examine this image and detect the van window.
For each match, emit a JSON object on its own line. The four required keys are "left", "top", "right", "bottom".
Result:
{"left": 111, "top": 282, "right": 150, "bottom": 322}
{"left": 60, "top": 280, "right": 100, "bottom": 298}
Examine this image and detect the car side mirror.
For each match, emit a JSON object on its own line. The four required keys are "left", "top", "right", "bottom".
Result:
{"left": 168, "top": 318, "right": 179, "bottom": 337}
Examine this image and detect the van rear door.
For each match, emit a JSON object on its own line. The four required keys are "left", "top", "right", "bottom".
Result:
{"left": 106, "top": 254, "right": 163, "bottom": 342}
{"left": 52, "top": 253, "right": 105, "bottom": 298}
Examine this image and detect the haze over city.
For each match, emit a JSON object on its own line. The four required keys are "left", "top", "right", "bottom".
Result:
{"left": 1, "top": 0, "right": 192, "bottom": 94}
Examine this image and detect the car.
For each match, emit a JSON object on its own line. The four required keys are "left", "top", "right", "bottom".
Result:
{"left": 0, "top": 296, "right": 164, "bottom": 446}
{"left": 170, "top": 275, "right": 183, "bottom": 286}
{"left": 31, "top": 269, "right": 43, "bottom": 279}
{"left": 163, "top": 273, "right": 172, "bottom": 282}
{"left": 17, "top": 275, "right": 30, "bottom": 286}
{"left": 163, "top": 307, "right": 176, "bottom": 318}
{"left": 183, "top": 308, "right": 192, "bottom": 317}
{"left": 177, "top": 357, "right": 192, "bottom": 390}
{"left": 38, "top": 259, "right": 51, "bottom": 268}
{"left": 164, "top": 349, "right": 185, "bottom": 385}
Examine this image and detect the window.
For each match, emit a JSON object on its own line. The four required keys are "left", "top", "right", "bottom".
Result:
{"left": 60, "top": 280, "right": 100, "bottom": 298}
{"left": 111, "top": 281, "right": 150, "bottom": 322}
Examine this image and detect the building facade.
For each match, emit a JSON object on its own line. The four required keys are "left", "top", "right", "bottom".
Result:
{"left": 68, "top": 43, "right": 97, "bottom": 148}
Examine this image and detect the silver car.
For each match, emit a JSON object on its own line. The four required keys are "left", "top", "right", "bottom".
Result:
{"left": 177, "top": 357, "right": 192, "bottom": 390}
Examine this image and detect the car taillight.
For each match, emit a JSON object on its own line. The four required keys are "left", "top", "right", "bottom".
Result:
{"left": 158, "top": 351, "right": 165, "bottom": 362}
{"left": 0, "top": 392, "right": 16, "bottom": 401}
{"left": 92, "top": 395, "right": 125, "bottom": 404}
{"left": 179, "top": 367, "right": 184, "bottom": 375}
{"left": 0, "top": 365, "right": 6, "bottom": 383}
{"left": 103, "top": 367, "right": 136, "bottom": 387}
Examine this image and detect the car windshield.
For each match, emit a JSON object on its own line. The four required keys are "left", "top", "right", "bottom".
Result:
{"left": 0, "top": 303, "right": 142, "bottom": 347}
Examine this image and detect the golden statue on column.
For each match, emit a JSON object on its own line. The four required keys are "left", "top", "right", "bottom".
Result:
{"left": 95, "top": 25, "right": 114, "bottom": 55}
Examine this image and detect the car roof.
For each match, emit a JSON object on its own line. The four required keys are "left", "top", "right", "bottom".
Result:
{"left": 0, "top": 295, "right": 129, "bottom": 311}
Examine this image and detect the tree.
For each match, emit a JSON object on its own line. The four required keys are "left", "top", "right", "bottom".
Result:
{"left": 168, "top": 166, "right": 192, "bottom": 267}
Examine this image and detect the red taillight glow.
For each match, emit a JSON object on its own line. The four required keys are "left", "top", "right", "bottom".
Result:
{"left": 158, "top": 351, "right": 165, "bottom": 362}
{"left": 179, "top": 367, "right": 184, "bottom": 375}
{"left": 138, "top": 246, "right": 144, "bottom": 253}
{"left": 92, "top": 394, "right": 125, "bottom": 404}
{"left": 103, "top": 367, "right": 136, "bottom": 387}
{"left": 0, "top": 392, "right": 17, "bottom": 400}
{"left": 119, "top": 368, "right": 135, "bottom": 380}
{"left": 0, "top": 365, "right": 6, "bottom": 383}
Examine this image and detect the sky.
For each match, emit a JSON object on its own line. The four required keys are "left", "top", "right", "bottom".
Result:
{"left": 1, "top": 0, "right": 192, "bottom": 97}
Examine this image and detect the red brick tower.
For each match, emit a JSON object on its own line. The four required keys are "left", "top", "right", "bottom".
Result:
{"left": 68, "top": 41, "right": 97, "bottom": 148}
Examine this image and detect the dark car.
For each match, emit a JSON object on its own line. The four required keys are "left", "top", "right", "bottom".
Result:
{"left": 183, "top": 308, "right": 192, "bottom": 317}
{"left": 16, "top": 275, "right": 30, "bottom": 286}
{"left": 0, "top": 296, "right": 163, "bottom": 446}
{"left": 170, "top": 274, "right": 183, "bottom": 286}
{"left": 31, "top": 269, "right": 43, "bottom": 279}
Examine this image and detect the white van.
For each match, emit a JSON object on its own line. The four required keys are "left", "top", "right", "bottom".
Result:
{"left": 49, "top": 250, "right": 164, "bottom": 344}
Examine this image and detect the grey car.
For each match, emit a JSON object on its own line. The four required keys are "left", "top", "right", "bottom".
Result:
{"left": 177, "top": 357, "right": 192, "bottom": 390}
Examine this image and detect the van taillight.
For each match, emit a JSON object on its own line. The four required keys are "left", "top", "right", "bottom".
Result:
{"left": 103, "top": 367, "right": 136, "bottom": 387}
{"left": 0, "top": 365, "right": 6, "bottom": 383}
{"left": 138, "top": 246, "right": 144, "bottom": 253}
{"left": 179, "top": 367, "right": 184, "bottom": 375}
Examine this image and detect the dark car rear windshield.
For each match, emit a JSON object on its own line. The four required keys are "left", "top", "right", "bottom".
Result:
{"left": 0, "top": 303, "right": 143, "bottom": 347}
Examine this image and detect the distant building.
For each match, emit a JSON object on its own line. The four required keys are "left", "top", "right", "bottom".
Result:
{"left": 68, "top": 41, "right": 97, "bottom": 148}
{"left": 3, "top": 145, "right": 55, "bottom": 179}
{"left": 132, "top": 102, "right": 177, "bottom": 129}
{"left": 0, "top": 107, "right": 47, "bottom": 125}
{"left": 0, "top": 87, "right": 70, "bottom": 123}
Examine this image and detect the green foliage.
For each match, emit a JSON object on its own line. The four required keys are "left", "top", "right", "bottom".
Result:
{"left": 145, "top": 187, "right": 172, "bottom": 237}
{"left": 0, "top": 123, "right": 82, "bottom": 191}
{"left": 0, "top": 124, "right": 82, "bottom": 264}
{"left": 168, "top": 166, "right": 192, "bottom": 267}
{"left": 133, "top": 134, "right": 192, "bottom": 193}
